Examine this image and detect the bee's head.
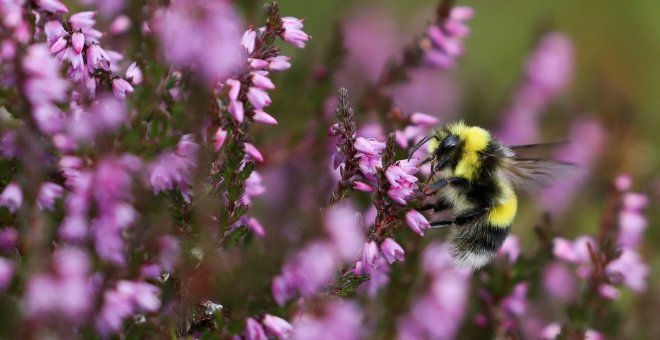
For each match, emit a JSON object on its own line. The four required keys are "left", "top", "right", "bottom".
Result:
{"left": 410, "top": 122, "right": 491, "bottom": 177}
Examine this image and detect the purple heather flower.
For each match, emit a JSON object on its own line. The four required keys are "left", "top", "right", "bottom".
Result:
{"left": 242, "top": 171, "right": 266, "bottom": 205}
{"left": 214, "top": 127, "right": 228, "bottom": 150}
{"left": 409, "top": 112, "right": 440, "bottom": 126}
{"left": 501, "top": 282, "right": 528, "bottom": 317}
{"left": 71, "top": 32, "right": 85, "bottom": 54}
{"left": 251, "top": 72, "right": 275, "bottom": 90}
{"left": 276, "top": 241, "right": 338, "bottom": 300}
{"left": 352, "top": 181, "right": 373, "bottom": 192}
{"left": 0, "top": 131, "right": 18, "bottom": 159}
{"left": 272, "top": 275, "right": 295, "bottom": 306}
{"left": 386, "top": 160, "right": 419, "bottom": 205}
{"left": 552, "top": 236, "right": 595, "bottom": 264}
{"left": 108, "top": 15, "right": 132, "bottom": 35}
{"left": 399, "top": 243, "right": 471, "bottom": 340}
{"left": 0, "top": 258, "right": 13, "bottom": 289}
{"left": 281, "top": 17, "right": 310, "bottom": 48}
{"left": 95, "top": 280, "right": 160, "bottom": 335}
{"left": 268, "top": 56, "right": 292, "bottom": 71}
{"left": 155, "top": 0, "right": 242, "bottom": 84}
{"left": 246, "top": 317, "right": 267, "bottom": 340}
{"left": 263, "top": 314, "right": 293, "bottom": 339}
{"left": 614, "top": 174, "right": 633, "bottom": 191}
{"left": 0, "top": 182, "right": 22, "bottom": 213}
{"left": 244, "top": 143, "right": 264, "bottom": 162}
{"left": 125, "top": 62, "right": 142, "bottom": 85}
{"left": 497, "top": 235, "right": 521, "bottom": 264}
{"left": 598, "top": 283, "right": 620, "bottom": 300}
{"left": 252, "top": 109, "right": 278, "bottom": 125}
{"left": 539, "top": 118, "right": 604, "bottom": 215}
{"left": 540, "top": 323, "right": 561, "bottom": 339}
{"left": 37, "top": 0, "right": 68, "bottom": 13}
{"left": 324, "top": 203, "right": 364, "bottom": 261}
{"left": 112, "top": 78, "right": 134, "bottom": 99}
{"left": 354, "top": 137, "right": 385, "bottom": 180}
{"left": 242, "top": 29, "right": 257, "bottom": 54}
{"left": 37, "top": 182, "right": 64, "bottom": 210}
{"left": 24, "top": 248, "right": 93, "bottom": 321}
{"left": 618, "top": 192, "right": 648, "bottom": 248}
{"left": 292, "top": 301, "right": 363, "bottom": 340}
{"left": 542, "top": 262, "right": 577, "bottom": 302}
{"left": 86, "top": 43, "right": 111, "bottom": 73}
{"left": 353, "top": 257, "right": 391, "bottom": 296}
{"left": 605, "top": 248, "right": 649, "bottom": 292}
{"left": 405, "top": 210, "right": 430, "bottom": 235}
{"left": 362, "top": 240, "right": 380, "bottom": 268}
{"left": 247, "top": 87, "right": 272, "bottom": 109}
{"left": 422, "top": 6, "right": 474, "bottom": 69}
{"left": 0, "top": 229, "right": 18, "bottom": 252}
{"left": 148, "top": 135, "right": 198, "bottom": 202}
{"left": 497, "top": 33, "right": 574, "bottom": 145}
{"left": 381, "top": 238, "right": 405, "bottom": 264}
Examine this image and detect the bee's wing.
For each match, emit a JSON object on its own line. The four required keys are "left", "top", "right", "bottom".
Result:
{"left": 499, "top": 141, "right": 576, "bottom": 193}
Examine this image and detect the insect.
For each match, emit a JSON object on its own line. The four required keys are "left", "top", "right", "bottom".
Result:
{"left": 409, "top": 121, "right": 571, "bottom": 268}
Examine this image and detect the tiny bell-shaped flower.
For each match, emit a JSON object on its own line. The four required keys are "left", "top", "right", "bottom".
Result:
{"left": 410, "top": 112, "right": 439, "bottom": 126}
{"left": 49, "top": 36, "right": 67, "bottom": 54}
{"left": 247, "top": 87, "right": 272, "bottom": 109}
{"left": 112, "top": 78, "right": 134, "bottom": 99}
{"left": 268, "top": 56, "right": 292, "bottom": 71}
{"left": 353, "top": 181, "right": 373, "bottom": 192}
{"left": 362, "top": 240, "right": 380, "bottom": 268}
{"left": 381, "top": 238, "right": 405, "bottom": 264}
{"left": 250, "top": 72, "right": 275, "bottom": 90}
{"left": 214, "top": 128, "right": 228, "bottom": 151}
{"left": 0, "top": 182, "right": 22, "bottom": 213}
{"left": 37, "top": 0, "right": 68, "bottom": 13}
{"left": 245, "top": 318, "right": 267, "bottom": 340}
{"left": 262, "top": 314, "right": 293, "bottom": 339}
{"left": 252, "top": 110, "right": 278, "bottom": 125}
{"left": 406, "top": 210, "right": 430, "bottom": 235}
{"left": 244, "top": 143, "right": 264, "bottom": 162}
{"left": 125, "top": 62, "right": 143, "bottom": 85}
{"left": 241, "top": 29, "right": 257, "bottom": 54}
{"left": 71, "top": 32, "right": 85, "bottom": 54}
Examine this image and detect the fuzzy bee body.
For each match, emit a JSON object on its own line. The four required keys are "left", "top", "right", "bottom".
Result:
{"left": 413, "top": 122, "right": 567, "bottom": 268}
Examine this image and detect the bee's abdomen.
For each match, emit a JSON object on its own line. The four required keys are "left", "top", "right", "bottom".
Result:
{"left": 448, "top": 218, "right": 511, "bottom": 269}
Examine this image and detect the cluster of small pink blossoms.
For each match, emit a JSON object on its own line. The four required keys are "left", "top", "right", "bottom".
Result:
{"left": 423, "top": 6, "right": 474, "bottom": 69}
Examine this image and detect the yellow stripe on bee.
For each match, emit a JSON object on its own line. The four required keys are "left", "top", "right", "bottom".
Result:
{"left": 488, "top": 190, "right": 518, "bottom": 228}
{"left": 451, "top": 123, "right": 490, "bottom": 180}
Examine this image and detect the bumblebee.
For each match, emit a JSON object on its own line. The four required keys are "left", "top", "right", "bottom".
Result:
{"left": 410, "top": 122, "right": 569, "bottom": 268}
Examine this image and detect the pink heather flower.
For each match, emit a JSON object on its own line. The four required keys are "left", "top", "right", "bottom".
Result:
{"left": 540, "top": 323, "right": 561, "bottom": 339}
{"left": 268, "top": 56, "right": 292, "bottom": 71}
{"left": 241, "top": 29, "right": 257, "bottom": 54}
{"left": 497, "top": 235, "right": 521, "bottom": 264}
{"left": 0, "top": 258, "right": 13, "bottom": 289}
{"left": 381, "top": 238, "right": 405, "bottom": 264}
{"left": 249, "top": 58, "right": 269, "bottom": 70}
{"left": 422, "top": 7, "right": 473, "bottom": 70}
{"left": 247, "top": 87, "right": 272, "bottom": 109}
{"left": 214, "top": 127, "right": 228, "bottom": 150}
{"left": 95, "top": 281, "right": 160, "bottom": 335}
{"left": 352, "top": 181, "right": 373, "bottom": 192}
{"left": 618, "top": 192, "right": 648, "bottom": 248}
{"left": 252, "top": 109, "right": 278, "bottom": 125}
{"left": 605, "top": 248, "right": 649, "bottom": 292}
{"left": 409, "top": 112, "right": 440, "bottom": 126}
{"left": 155, "top": 0, "right": 242, "bottom": 84}
{"left": 230, "top": 99, "right": 245, "bottom": 122}
{"left": 405, "top": 210, "right": 430, "bottom": 235}
{"left": 0, "top": 182, "right": 22, "bottom": 213}
{"left": 251, "top": 72, "right": 275, "bottom": 90}
{"left": 70, "top": 11, "right": 96, "bottom": 31}
{"left": 552, "top": 236, "right": 595, "bottom": 264}
{"left": 501, "top": 282, "right": 528, "bottom": 317}
{"left": 149, "top": 135, "right": 198, "bottom": 202}
{"left": 245, "top": 216, "right": 265, "bottom": 236}
{"left": 263, "top": 314, "right": 293, "bottom": 339}
{"left": 108, "top": 15, "right": 132, "bottom": 35}
{"left": 158, "top": 235, "right": 180, "bottom": 272}
{"left": 614, "top": 174, "right": 633, "bottom": 191}
{"left": 540, "top": 119, "right": 605, "bottom": 213}
{"left": 362, "top": 240, "right": 380, "bottom": 268}
{"left": 542, "top": 262, "right": 577, "bottom": 302}
{"left": 0, "top": 229, "right": 18, "bottom": 252}
{"left": 71, "top": 32, "right": 85, "bottom": 54}
{"left": 37, "top": 182, "right": 64, "bottom": 210}
{"left": 386, "top": 160, "right": 419, "bottom": 205}
{"left": 0, "top": 131, "right": 18, "bottom": 158}
{"left": 242, "top": 171, "right": 266, "bottom": 205}
{"left": 86, "top": 44, "right": 110, "bottom": 74}
{"left": 497, "top": 33, "right": 574, "bottom": 145}
{"left": 324, "top": 203, "right": 364, "bottom": 261}
{"left": 281, "top": 16, "right": 310, "bottom": 48}
{"left": 37, "top": 0, "right": 68, "bottom": 13}
{"left": 125, "top": 62, "right": 143, "bottom": 85}
{"left": 244, "top": 143, "right": 264, "bottom": 162}
{"left": 598, "top": 283, "right": 620, "bottom": 300}
{"left": 49, "top": 36, "right": 68, "bottom": 54}
{"left": 246, "top": 317, "right": 267, "bottom": 340}
{"left": 272, "top": 275, "right": 295, "bottom": 306}
{"left": 25, "top": 248, "right": 93, "bottom": 320}
{"left": 399, "top": 243, "right": 471, "bottom": 340}
{"left": 292, "top": 301, "right": 363, "bottom": 340}
{"left": 278, "top": 242, "right": 338, "bottom": 298}
{"left": 112, "top": 78, "right": 134, "bottom": 99}
{"left": 354, "top": 137, "right": 386, "bottom": 180}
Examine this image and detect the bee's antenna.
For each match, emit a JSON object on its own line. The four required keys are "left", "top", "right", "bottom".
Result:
{"left": 408, "top": 135, "right": 434, "bottom": 160}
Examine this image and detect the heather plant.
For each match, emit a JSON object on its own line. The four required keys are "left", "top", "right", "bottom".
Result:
{"left": 0, "top": 0, "right": 657, "bottom": 339}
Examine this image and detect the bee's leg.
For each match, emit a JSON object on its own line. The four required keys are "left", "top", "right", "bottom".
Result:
{"left": 431, "top": 209, "right": 487, "bottom": 228}
{"left": 417, "top": 200, "right": 452, "bottom": 212}
{"left": 430, "top": 220, "right": 454, "bottom": 228}
{"left": 427, "top": 177, "right": 468, "bottom": 191}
